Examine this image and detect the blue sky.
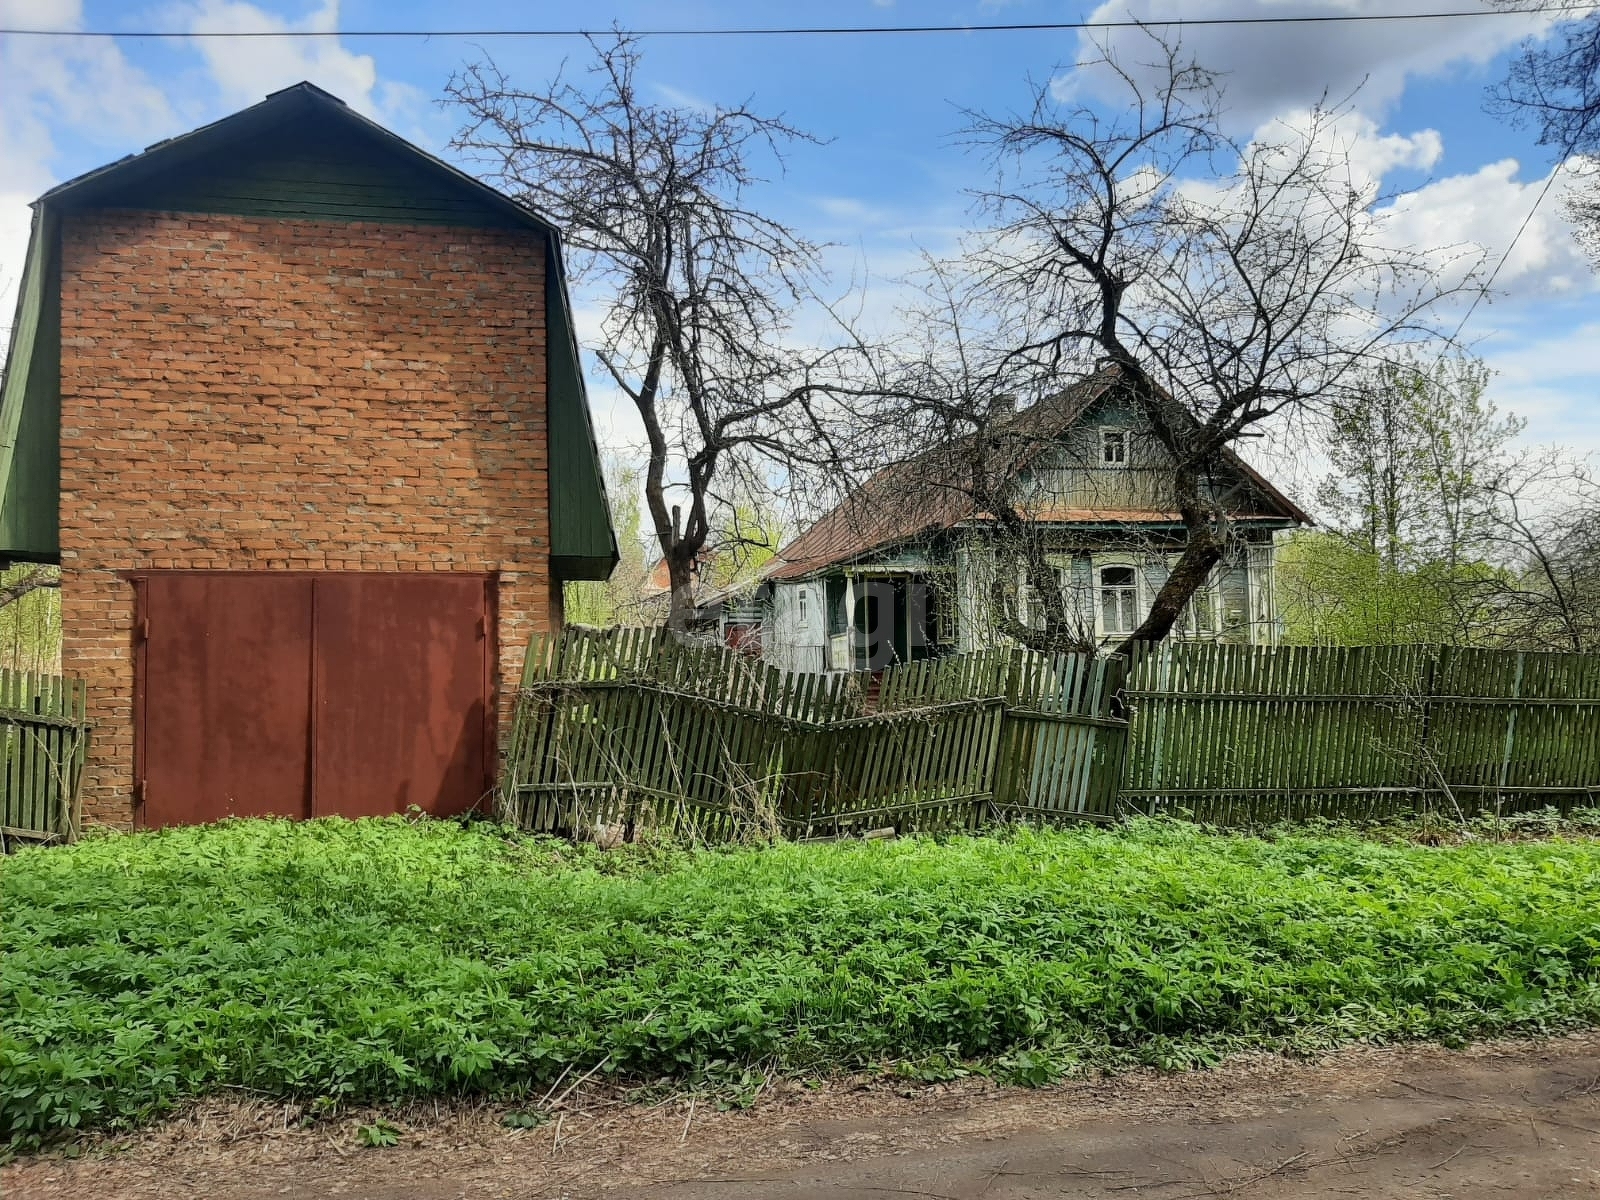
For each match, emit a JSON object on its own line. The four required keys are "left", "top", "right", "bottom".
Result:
{"left": 3, "top": 0, "right": 1598, "bottom": 482}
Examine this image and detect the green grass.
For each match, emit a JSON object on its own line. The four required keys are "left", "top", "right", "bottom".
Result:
{"left": 5, "top": 816, "right": 1600, "bottom": 1150}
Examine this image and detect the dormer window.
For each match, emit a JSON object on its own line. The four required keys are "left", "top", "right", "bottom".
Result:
{"left": 1100, "top": 428, "right": 1128, "bottom": 466}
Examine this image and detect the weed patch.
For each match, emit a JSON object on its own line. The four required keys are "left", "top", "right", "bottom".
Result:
{"left": 5, "top": 816, "right": 1600, "bottom": 1150}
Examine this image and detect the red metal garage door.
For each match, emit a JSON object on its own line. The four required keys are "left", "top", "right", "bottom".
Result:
{"left": 137, "top": 573, "right": 315, "bottom": 826}
{"left": 311, "top": 575, "right": 492, "bottom": 820}
{"left": 135, "top": 572, "right": 494, "bottom": 827}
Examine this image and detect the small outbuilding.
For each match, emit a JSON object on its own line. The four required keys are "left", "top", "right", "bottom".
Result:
{"left": 0, "top": 83, "right": 617, "bottom": 828}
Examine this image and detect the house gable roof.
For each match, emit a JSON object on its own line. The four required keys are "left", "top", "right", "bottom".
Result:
{"left": 768, "top": 367, "right": 1309, "bottom": 581}
{"left": 0, "top": 82, "right": 617, "bottom": 578}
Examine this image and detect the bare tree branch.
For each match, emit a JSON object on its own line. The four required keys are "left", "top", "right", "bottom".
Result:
{"left": 0, "top": 567, "right": 59, "bottom": 611}
{"left": 448, "top": 33, "right": 857, "bottom": 631}
{"left": 851, "top": 32, "right": 1479, "bottom": 655}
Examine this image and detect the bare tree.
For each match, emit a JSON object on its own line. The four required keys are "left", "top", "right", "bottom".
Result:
{"left": 889, "top": 36, "right": 1479, "bottom": 656}
{"left": 837, "top": 258, "right": 1105, "bottom": 655}
{"left": 1474, "top": 457, "right": 1600, "bottom": 653}
{"left": 1491, "top": 8, "right": 1600, "bottom": 260}
{"left": 449, "top": 35, "right": 851, "bottom": 631}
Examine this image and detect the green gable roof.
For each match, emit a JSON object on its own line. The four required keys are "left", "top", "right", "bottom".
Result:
{"left": 0, "top": 81, "right": 617, "bottom": 579}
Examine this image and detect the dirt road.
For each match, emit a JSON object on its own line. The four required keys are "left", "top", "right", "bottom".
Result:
{"left": 10, "top": 1034, "right": 1600, "bottom": 1198}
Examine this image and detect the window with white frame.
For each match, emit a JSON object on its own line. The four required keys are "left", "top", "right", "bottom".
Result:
{"left": 1017, "top": 562, "right": 1042, "bottom": 631}
{"left": 798, "top": 587, "right": 809, "bottom": 625}
{"left": 1098, "top": 565, "right": 1139, "bottom": 634}
{"left": 1099, "top": 427, "right": 1128, "bottom": 467}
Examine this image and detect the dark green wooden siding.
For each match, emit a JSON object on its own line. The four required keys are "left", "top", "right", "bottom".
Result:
{"left": 547, "top": 252, "right": 615, "bottom": 579}
{"left": 70, "top": 119, "right": 530, "bottom": 230}
{"left": 0, "top": 211, "right": 60, "bottom": 562}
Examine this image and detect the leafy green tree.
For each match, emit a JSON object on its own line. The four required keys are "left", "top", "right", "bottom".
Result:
{"left": 1318, "top": 355, "right": 1518, "bottom": 572}
{"left": 1277, "top": 532, "right": 1505, "bottom": 646}
{"left": 563, "top": 460, "right": 651, "bottom": 627}
{"left": 0, "top": 565, "right": 61, "bottom": 673}
{"left": 1285, "top": 355, "right": 1529, "bottom": 646}
{"left": 564, "top": 463, "right": 786, "bottom": 628}
{"left": 700, "top": 489, "right": 785, "bottom": 596}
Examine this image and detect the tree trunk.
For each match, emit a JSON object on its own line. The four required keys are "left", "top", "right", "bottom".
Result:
{"left": 664, "top": 548, "right": 698, "bottom": 634}
{"left": 1109, "top": 458, "right": 1226, "bottom": 658}
{"left": 1111, "top": 534, "right": 1224, "bottom": 658}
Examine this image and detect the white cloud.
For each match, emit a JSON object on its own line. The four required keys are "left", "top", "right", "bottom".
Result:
{"left": 1342, "top": 121, "right": 1443, "bottom": 182}
{"left": 1476, "top": 317, "right": 1600, "bottom": 450}
{"left": 1375, "top": 155, "right": 1598, "bottom": 302}
{"left": 175, "top": 0, "right": 426, "bottom": 120}
{"left": 651, "top": 81, "right": 718, "bottom": 116}
{"left": 1062, "top": 0, "right": 1565, "bottom": 128}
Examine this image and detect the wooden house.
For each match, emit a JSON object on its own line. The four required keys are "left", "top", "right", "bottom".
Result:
{"left": 0, "top": 83, "right": 616, "bottom": 827}
{"left": 761, "top": 368, "right": 1308, "bottom": 672}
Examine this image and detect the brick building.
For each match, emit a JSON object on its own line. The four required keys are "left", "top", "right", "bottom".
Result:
{"left": 0, "top": 83, "right": 616, "bottom": 828}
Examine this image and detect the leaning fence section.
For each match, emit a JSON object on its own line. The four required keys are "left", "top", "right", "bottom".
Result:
{"left": 501, "top": 627, "right": 1125, "bottom": 839}
{"left": 1122, "top": 642, "right": 1600, "bottom": 822}
{"left": 0, "top": 669, "right": 90, "bottom": 847}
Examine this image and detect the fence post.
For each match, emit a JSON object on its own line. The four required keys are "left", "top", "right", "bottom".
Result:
{"left": 1496, "top": 650, "right": 1526, "bottom": 805}
{"left": 1146, "top": 643, "right": 1171, "bottom": 817}
{"left": 1415, "top": 645, "right": 1444, "bottom": 810}
{"left": 991, "top": 701, "right": 1019, "bottom": 812}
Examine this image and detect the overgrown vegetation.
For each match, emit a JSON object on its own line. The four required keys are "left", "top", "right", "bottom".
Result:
{"left": 6, "top": 817, "right": 1600, "bottom": 1151}
{"left": 0, "top": 564, "right": 60, "bottom": 675}
{"left": 1276, "top": 353, "right": 1600, "bottom": 651}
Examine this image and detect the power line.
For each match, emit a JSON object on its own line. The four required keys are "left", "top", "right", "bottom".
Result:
{"left": 1451, "top": 157, "right": 1571, "bottom": 340}
{"left": 1, "top": 5, "right": 1597, "bottom": 40}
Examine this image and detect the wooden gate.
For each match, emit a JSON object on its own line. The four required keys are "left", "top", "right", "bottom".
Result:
{"left": 992, "top": 652, "right": 1128, "bottom": 822}
{"left": 134, "top": 572, "right": 493, "bottom": 827}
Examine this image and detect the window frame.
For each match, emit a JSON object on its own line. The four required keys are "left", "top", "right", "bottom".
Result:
{"left": 1099, "top": 426, "right": 1129, "bottom": 468}
{"left": 1095, "top": 561, "right": 1140, "bottom": 637}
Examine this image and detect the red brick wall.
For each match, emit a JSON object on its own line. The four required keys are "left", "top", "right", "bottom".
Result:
{"left": 57, "top": 210, "right": 559, "bottom": 827}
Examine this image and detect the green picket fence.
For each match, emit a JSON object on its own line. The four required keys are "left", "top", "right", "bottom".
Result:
{"left": 0, "top": 669, "right": 90, "bottom": 847}
{"left": 1122, "top": 642, "right": 1600, "bottom": 822}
